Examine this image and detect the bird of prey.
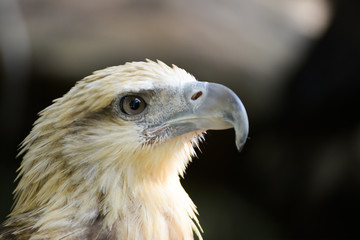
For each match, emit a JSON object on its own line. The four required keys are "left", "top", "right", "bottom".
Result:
{"left": 0, "top": 60, "right": 248, "bottom": 240}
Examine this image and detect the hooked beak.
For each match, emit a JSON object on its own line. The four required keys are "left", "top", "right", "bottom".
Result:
{"left": 145, "top": 81, "right": 249, "bottom": 151}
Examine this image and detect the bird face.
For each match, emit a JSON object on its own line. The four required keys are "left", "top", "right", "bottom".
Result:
{"left": 59, "top": 60, "right": 248, "bottom": 156}
{"left": 114, "top": 80, "right": 248, "bottom": 150}
{"left": 50, "top": 61, "right": 248, "bottom": 177}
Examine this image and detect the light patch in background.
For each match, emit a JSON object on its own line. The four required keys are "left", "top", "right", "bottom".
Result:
{"left": 5, "top": 0, "right": 333, "bottom": 122}
{"left": 284, "top": 0, "right": 332, "bottom": 38}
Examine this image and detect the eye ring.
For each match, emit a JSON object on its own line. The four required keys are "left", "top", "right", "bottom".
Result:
{"left": 119, "top": 95, "right": 147, "bottom": 116}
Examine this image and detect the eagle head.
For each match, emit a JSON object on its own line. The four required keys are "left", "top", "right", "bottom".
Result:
{"left": 3, "top": 60, "right": 248, "bottom": 240}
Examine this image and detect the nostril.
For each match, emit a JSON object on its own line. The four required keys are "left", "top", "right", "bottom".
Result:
{"left": 191, "top": 91, "right": 203, "bottom": 101}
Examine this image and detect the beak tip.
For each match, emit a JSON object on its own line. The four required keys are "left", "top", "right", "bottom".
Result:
{"left": 234, "top": 120, "right": 249, "bottom": 152}
{"left": 235, "top": 136, "right": 247, "bottom": 152}
{"left": 236, "top": 145, "right": 244, "bottom": 152}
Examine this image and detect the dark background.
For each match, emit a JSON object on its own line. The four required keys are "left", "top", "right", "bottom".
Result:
{"left": 1, "top": 0, "right": 359, "bottom": 239}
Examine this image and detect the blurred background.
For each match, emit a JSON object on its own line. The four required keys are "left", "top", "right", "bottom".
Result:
{"left": 1, "top": 0, "right": 359, "bottom": 239}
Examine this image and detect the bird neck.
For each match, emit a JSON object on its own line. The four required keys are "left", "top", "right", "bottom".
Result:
{"left": 93, "top": 136, "right": 202, "bottom": 239}
{"left": 9, "top": 134, "right": 202, "bottom": 240}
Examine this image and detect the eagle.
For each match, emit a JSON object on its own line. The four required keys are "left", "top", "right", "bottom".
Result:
{"left": 0, "top": 60, "right": 248, "bottom": 240}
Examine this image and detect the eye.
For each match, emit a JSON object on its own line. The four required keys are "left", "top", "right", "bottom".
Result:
{"left": 120, "top": 95, "right": 147, "bottom": 115}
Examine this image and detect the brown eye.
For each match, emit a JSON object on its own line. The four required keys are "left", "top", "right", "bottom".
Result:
{"left": 120, "top": 95, "right": 147, "bottom": 115}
